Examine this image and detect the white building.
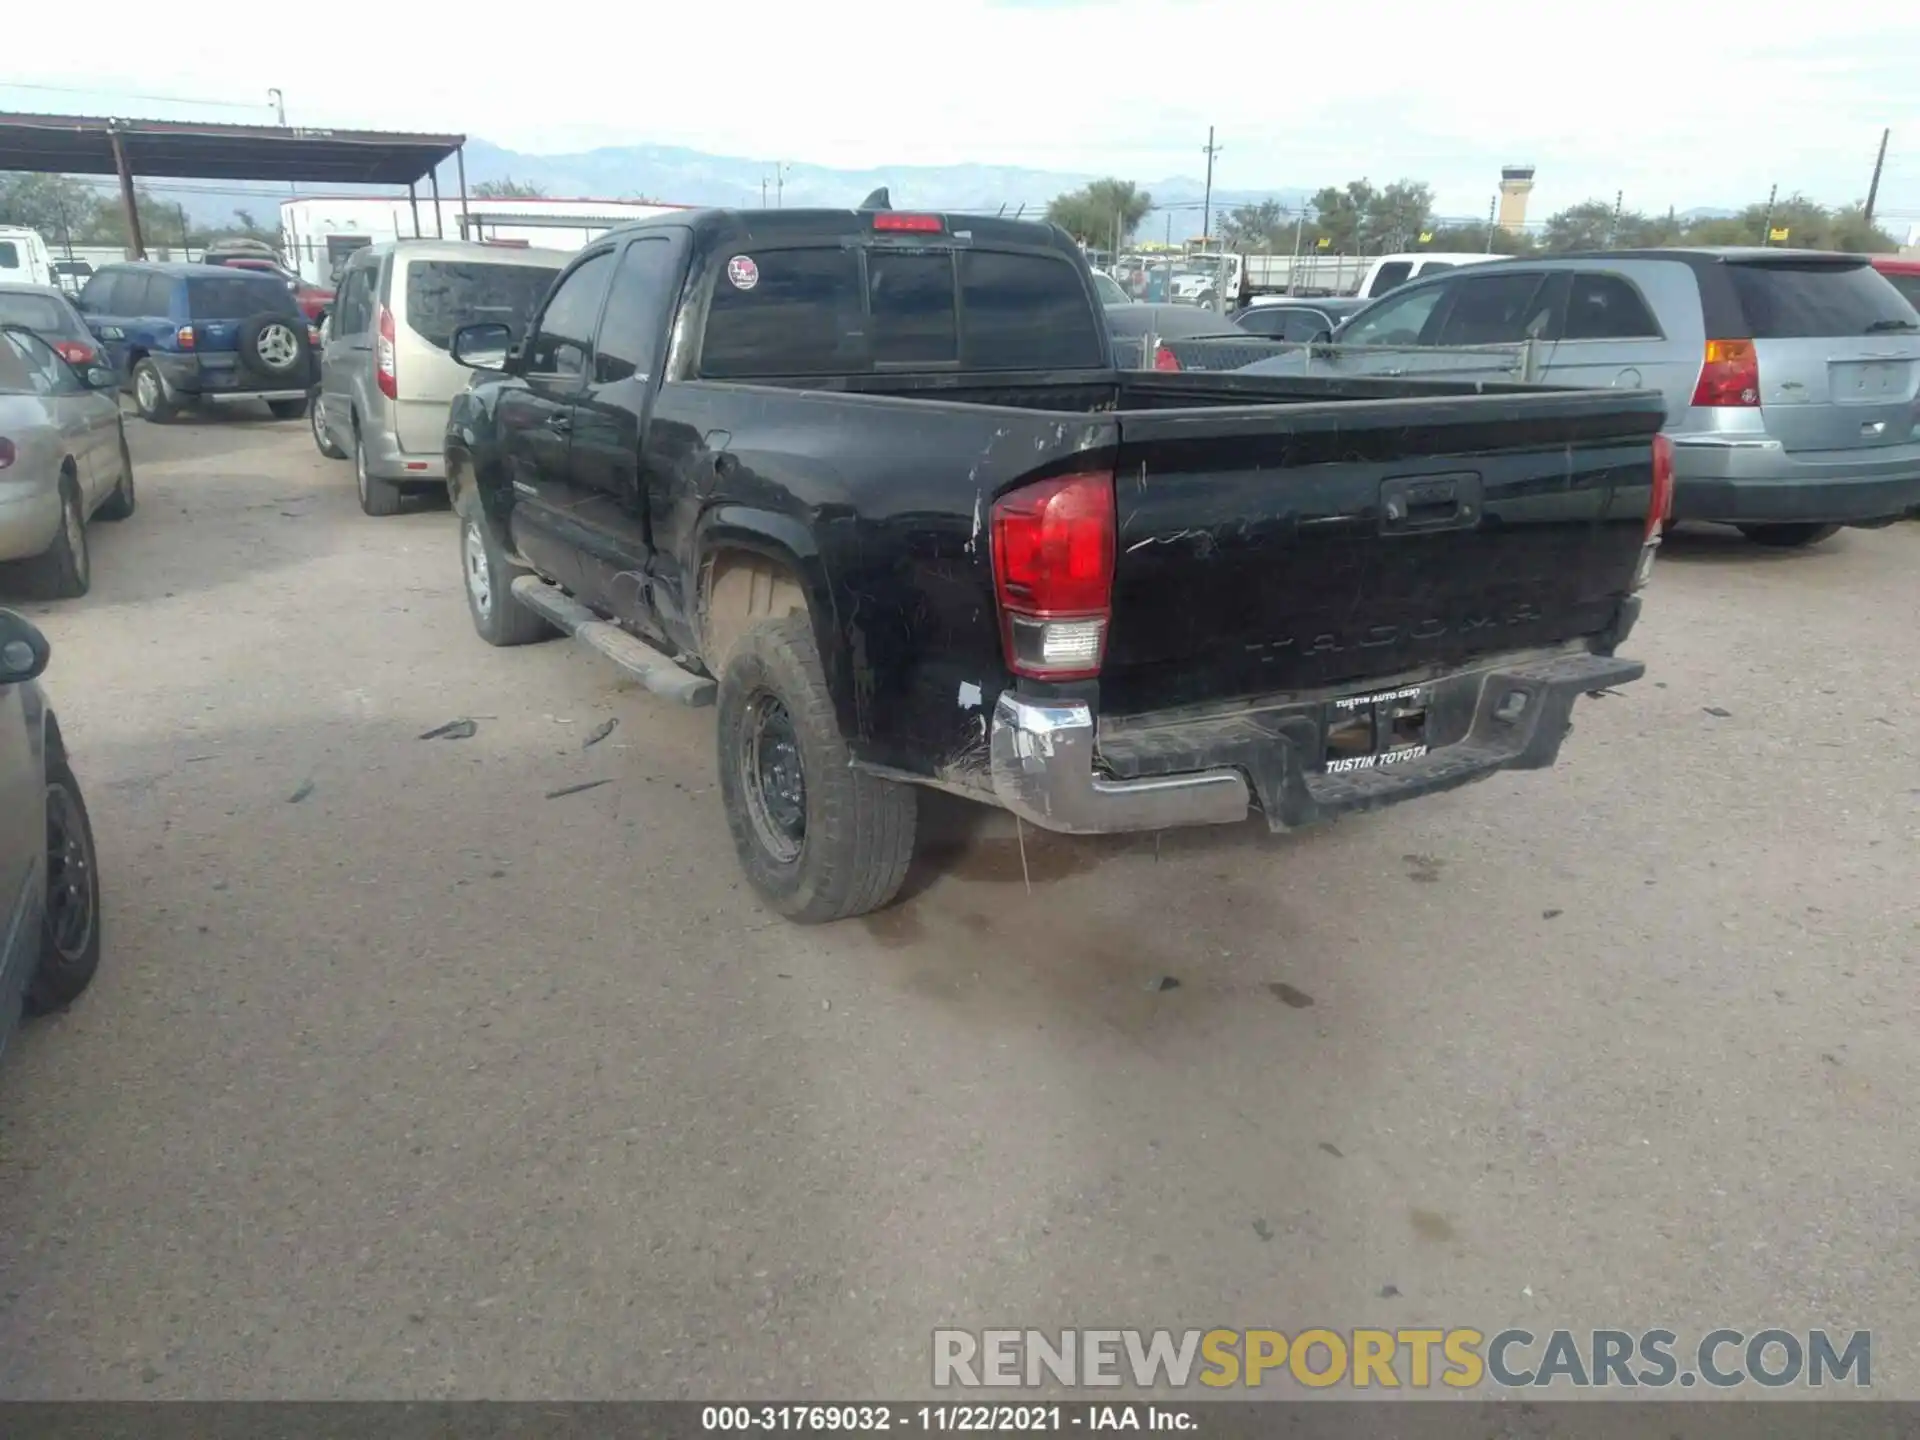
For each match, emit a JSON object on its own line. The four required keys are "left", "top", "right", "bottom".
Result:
{"left": 277, "top": 194, "right": 695, "bottom": 287}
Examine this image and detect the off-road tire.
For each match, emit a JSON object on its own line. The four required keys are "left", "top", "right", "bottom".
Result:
{"left": 17, "top": 479, "right": 90, "bottom": 600}
{"left": 26, "top": 749, "right": 102, "bottom": 1015}
{"left": 716, "top": 615, "right": 916, "bottom": 923}
{"left": 1737, "top": 522, "right": 1841, "bottom": 549}
{"left": 95, "top": 437, "right": 136, "bottom": 521}
{"left": 355, "top": 428, "right": 403, "bottom": 517}
{"left": 130, "top": 359, "right": 176, "bottom": 423}
{"left": 460, "top": 512, "right": 553, "bottom": 647}
{"left": 267, "top": 396, "right": 308, "bottom": 420}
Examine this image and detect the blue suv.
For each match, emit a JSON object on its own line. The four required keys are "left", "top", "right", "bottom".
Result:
{"left": 74, "top": 261, "right": 319, "bottom": 422}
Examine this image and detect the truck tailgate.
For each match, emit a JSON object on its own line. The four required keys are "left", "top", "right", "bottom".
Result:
{"left": 1102, "top": 388, "right": 1665, "bottom": 714}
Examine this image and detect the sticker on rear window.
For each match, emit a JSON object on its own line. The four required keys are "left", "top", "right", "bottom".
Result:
{"left": 726, "top": 255, "right": 759, "bottom": 291}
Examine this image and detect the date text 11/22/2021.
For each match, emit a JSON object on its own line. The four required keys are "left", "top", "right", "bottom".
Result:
{"left": 701, "top": 1405, "right": 1195, "bottom": 1431}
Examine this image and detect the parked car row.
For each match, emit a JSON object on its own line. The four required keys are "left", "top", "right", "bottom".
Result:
{"left": 1234, "top": 248, "right": 1920, "bottom": 546}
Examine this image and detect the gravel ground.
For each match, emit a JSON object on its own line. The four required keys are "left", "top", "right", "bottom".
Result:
{"left": 0, "top": 409, "right": 1914, "bottom": 1400}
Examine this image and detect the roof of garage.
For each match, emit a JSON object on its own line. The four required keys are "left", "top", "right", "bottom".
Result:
{"left": 0, "top": 112, "right": 464, "bottom": 186}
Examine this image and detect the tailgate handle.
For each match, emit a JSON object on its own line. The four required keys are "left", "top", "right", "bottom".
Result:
{"left": 1380, "top": 472, "right": 1482, "bottom": 533}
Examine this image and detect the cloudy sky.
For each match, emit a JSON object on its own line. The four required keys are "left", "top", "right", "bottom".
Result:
{"left": 6, "top": 0, "right": 1919, "bottom": 223}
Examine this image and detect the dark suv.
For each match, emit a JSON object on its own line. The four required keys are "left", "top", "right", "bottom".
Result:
{"left": 74, "top": 261, "right": 320, "bottom": 422}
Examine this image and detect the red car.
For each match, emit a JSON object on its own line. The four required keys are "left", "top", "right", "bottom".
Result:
{"left": 1870, "top": 255, "right": 1920, "bottom": 311}
{"left": 201, "top": 255, "right": 334, "bottom": 323}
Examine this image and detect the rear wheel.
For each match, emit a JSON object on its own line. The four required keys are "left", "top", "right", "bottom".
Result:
{"left": 267, "top": 396, "right": 308, "bottom": 420}
{"left": 1737, "top": 522, "right": 1840, "bottom": 549}
{"left": 18, "top": 480, "right": 90, "bottom": 600}
{"left": 131, "top": 360, "right": 175, "bottom": 423}
{"left": 460, "top": 513, "right": 553, "bottom": 647}
{"left": 716, "top": 615, "right": 916, "bottom": 922}
{"left": 26, "top": 750, "right": 102, "bottom": 1016}
{"left": 310, "top": 392, "right": 347, "bottom": 459}
{"left": 355, "top": 428, "right": 403, "bottom": 517}
{"left": 95, "top": 437, "right": 136, "bottom": 521}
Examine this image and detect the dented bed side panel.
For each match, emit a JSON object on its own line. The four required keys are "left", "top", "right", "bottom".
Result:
{"left": 648, "top": 380, "right": 1119, "bottom": 780}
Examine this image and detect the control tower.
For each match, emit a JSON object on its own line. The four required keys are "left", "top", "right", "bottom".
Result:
{"left": 1497, "top": 165, "right": 1536, "bottom": 235}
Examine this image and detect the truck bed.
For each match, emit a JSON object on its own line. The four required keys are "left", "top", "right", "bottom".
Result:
{"left": 653, "top": 368, "right": 1663, "bottom": 784}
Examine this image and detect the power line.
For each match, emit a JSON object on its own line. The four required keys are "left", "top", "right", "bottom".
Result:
{"left": 0, "top": 80, "right": 270, "bottom": 112}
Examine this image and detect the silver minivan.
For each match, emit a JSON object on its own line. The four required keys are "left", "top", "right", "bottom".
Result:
{"left": 1243, "top": 248, "right": 1920, "bottom": 546}
{"left": 312, "top": 239, "right": 571, "bottom": 515}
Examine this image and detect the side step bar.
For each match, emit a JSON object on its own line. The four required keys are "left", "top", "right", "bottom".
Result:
{"left": 509, "top": 576, "right": 716, "bottom": 708}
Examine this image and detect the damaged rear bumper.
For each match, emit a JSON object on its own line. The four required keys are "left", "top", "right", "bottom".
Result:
{"left": 988, "top": 650, "right": 1645, "bottom": 836}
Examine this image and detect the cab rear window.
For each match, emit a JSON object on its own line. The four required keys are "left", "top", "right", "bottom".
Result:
{"left": 699, "top": 245, "right": 1104, "bottom": 377}
{"left": 1727, "top": 261, "right": 1920, "bottom": 338}
{"left": 187, "top": 275, "right": 299, "bottom": 320}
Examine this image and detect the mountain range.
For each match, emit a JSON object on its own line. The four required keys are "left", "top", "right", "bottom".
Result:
{"left": 107, "top": 137, "right": 1743, "bottom": 235}
{"left": 454, "top": 139, "right": 1318, "bottom": 243}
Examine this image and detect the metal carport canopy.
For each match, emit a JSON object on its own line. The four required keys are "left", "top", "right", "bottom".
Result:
{"left": 0, "top": 112, "right": 464, "bottom": 185}
{"left": 0, "top": 111, "right": 467, "bottom": 257}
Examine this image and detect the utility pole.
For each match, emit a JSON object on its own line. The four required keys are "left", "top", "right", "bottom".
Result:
{"left": 1607, "top": 190, "right": 1623, "bottom": 247}
{"left": 52, "top": 186, "right": 74, "bottom": 261}
{"left": 1200, "top": 126, "right": 1222, "bottom": 245}
{"left": 269, "top": 90, "right": 294, "bottom": 203}
{"left": 1484, "top": 194, "right": 1496, "bottom": 253}
{"left": 775, "top": 162, "right": 790, "bottom": 208}
{"left": 1865, "top": 128, "right": 1891, "bottom": 227}
{"left": 761, "top": 177, "right": 768, "bottom": 208}
{"left": 1762, "top": 182, "right": 1778, "bottom": 244}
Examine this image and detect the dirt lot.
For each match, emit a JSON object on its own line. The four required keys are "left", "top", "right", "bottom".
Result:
{"left": 0, "top": 410, "right": 1915, "bottom": 1399}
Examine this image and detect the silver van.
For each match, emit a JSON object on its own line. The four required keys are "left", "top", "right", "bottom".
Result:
{"left": 1243, "top": 248, "right": 1920, "bottom": 546}
{"left": 312, "top": 239, "right": 571, "bottom": 515}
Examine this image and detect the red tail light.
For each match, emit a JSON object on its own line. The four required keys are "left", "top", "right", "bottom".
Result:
{"left": 1153, "top": 345, "right": 1181, "bottom": 372}
{"left": 873, "top": 213, "right": 943, "bottom": 233}
{"left": 1647, "top": 434, "right": 1675, "bottom": 541}
{"left": 1690, "top": 339, "right": 1758, "bottom": 408}
{"left": 1632, "top": 433, "right": 1676, "bottom": 590}
{"left": 53, "top": 340, "right": 95, "bottom": 366}
{"left": 376, "top": 305, "right": 397, "bottom": 399}
{"left": 175, "top": 325, "right": 196, "bottom": 351}
{"left": 990, "top": 471, "right": 1116, "bottom": 680}
{"left": 0, "top": 437, "right": 14, "bottom": 470}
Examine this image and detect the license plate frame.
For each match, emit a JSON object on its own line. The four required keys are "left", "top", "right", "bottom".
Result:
{"left": 1321, "top": 683, "right": 1433, "bottom": 775}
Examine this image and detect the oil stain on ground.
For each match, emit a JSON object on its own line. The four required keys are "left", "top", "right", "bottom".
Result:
{"left": 1403, "top": 854, "right": 1444, "bottom": 884}
{"left": 1409, "top": 1208, "right": 1457, "bottom": 1242}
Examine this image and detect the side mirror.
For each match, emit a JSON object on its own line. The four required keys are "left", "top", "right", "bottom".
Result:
{"left": 450, "top": 321, "right": 513, "bottom": 371}
{"left": 1311, "top": 329, "right": 1334, "bottom": 345}
{"left": 83, "top": 364, "right": 118, "bottom": 390}
{"left": 0, "top": 609, "right": 52, "bottom": 685}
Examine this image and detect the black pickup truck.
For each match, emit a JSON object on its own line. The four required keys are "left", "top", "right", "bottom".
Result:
{"left": 443, "top": 203, "right": 1671, "bottom": 922}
